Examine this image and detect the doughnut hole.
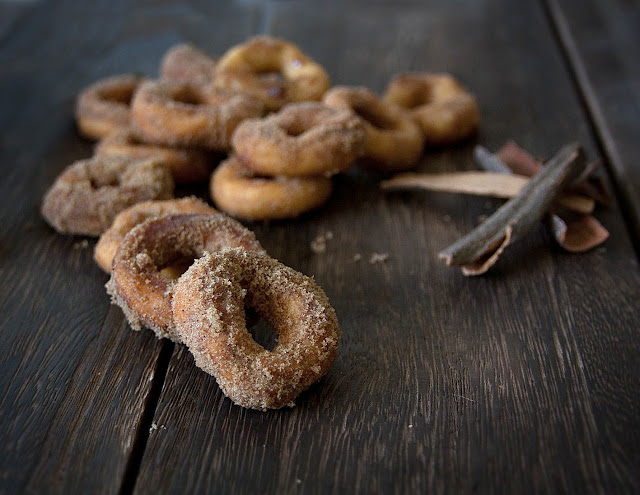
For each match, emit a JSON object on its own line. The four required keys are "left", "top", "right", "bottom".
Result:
{"left": 107, "top": 213, "right": 265, "bottom": 342}
{"left": 383, "top": 73, "right": 480, "bottom": 146}
{"left": 349, "top": 101, "right": 397, "bottom": 130}
{"left": 323, "top": 85, "right": 424, "bottom": 171}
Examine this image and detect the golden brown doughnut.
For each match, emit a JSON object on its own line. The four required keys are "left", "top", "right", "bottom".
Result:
{"left": 94, "top": 197, "right": 217, "bottom": 273}
{"left": 323, "top": 86, "right": 424, "bottom": 172}
{"left": 41, "top": 155, "right": 174, "bottom": 237}
{"left": 106, "top": 213, "right": 265, "bottom": 341}
{"left": 95, "top": 127, "right": 213, "bottom": 183}
{"left": 210, "top": 156, "right": 332, "bottom": 221}
{"left": 75, "top": 74, "right": 144, "bottom": 140}
{"left": 160, "top": 43, "right": 217, "bottom": 87}
{"left": 214, "top": 36, "right": 330, "bottom": 111}
{"left": 383, "top": 73, "right": 479, "bottom": 146}
{"left": 231, "top": 102, "right": 366, "bottom": 177}
{"left": 173, "top": 247, "right": 340, "bottom": 410}
{"left": 131, "top": 79, "right": 264, "bottom": 151}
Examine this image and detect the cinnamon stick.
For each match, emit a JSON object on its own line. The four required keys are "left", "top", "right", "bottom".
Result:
{"left": 439, "top": 143, "right": 587, "bottom": 275}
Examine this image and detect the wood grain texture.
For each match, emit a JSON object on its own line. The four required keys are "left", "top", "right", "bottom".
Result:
{"left": 544, "top": 0, "right": 640, "bottom": 246}
{"left": 131, "top": 1, "right": 640, "bottom": 494}
{"left": 0, "top": 0, "right": 256, "bottom": 492}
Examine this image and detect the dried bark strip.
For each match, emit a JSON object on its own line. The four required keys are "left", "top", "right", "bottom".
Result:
{"left": 439, "top": 142, "right": 587, "bottom": 275}
{"left": 381, "top": 171, "right": 594, "bottom": 214}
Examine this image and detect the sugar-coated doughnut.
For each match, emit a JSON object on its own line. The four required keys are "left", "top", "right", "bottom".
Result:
{"left": 383, "top": 73, "right": 479, "bottom": 146}
{"left": 160, "top": 43, "right": 217, "bottom": 87}
{"left": 41, "top": 156, "right": 174, "bottom": 237}
{"left": 106, "top": 213, "right": 265, "bottom": 341}
{"left": 231, "top": 102, "right": 366, "bottom": 177}
{"left": 76, "top": 74, "right": 144, "bottom": 140}
{"left": 210, "top": 156, "right": 332, "bottom": 221}
{"left": 95, "top": 127, "right": 213, "bottom": 184}
{"left": 94, "top": 197, "right": 217, "bottom": 273}
{"left": 214, "top": 36, "right": 330, "bottom": 111}
{"left": 173, "top": 247, "right": 340, "bottom": 410}
{"left": 131, "top": 79, "right": 264, "bottom": 151}
{"left": 323, "top": 86, "right": 424, "bottom": 172}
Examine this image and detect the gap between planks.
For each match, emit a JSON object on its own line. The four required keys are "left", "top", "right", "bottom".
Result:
{"left": 117, "top": 4, "right": 272, "bottom": 493}
{"left": 118, "top": 341, "right": 175, "bottom": 495}
{"left": 540, "top": 0, "right": 640, "bottom": 257}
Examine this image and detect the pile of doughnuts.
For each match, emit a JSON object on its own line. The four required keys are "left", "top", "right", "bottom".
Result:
{"left": 43, "top": 36, "right": 480, "bottom": 229}
{"left": 40, "top": 36, "right": 481, "bottom": 409}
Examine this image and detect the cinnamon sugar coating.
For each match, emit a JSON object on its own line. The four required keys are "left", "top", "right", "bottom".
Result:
{"left": 94, "top": 197, "right": 217, "bottom": 273}
{"left": 173, "top": 248, "right": 340, "bottom": 410}
{"left": 160, "top": 43, "right": 217, "bottom": 87}
{"left": 41, "top": 155, "right": 174, "bottom": 236}
{"left": 106, "top": 213, "right": 264, "bottom": 342}
{"left": 232, "top": 102, "right": 366, "bottom": 177}
{"left": 75, "top": 74, "right": 145, "bottom": 140}
{"left": 383, "top": 73, "right": 479, "bottom": 146}
{"left": 95, "top": 127, "right": 214, "bottom": 184}
{"left": 323, "top": 86, "right": 424, "bottom": 172}
{"left": 210, "top": 155, "right": 332, "bottom": 220}
{"left": 131, "top": 79, "right": 264, "bottom": 151}
{"left": 214, "top": 36, "right": 330, "bottom": 111}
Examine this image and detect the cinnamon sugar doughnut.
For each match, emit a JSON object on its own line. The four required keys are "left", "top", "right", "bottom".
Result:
{"left": 384, "top": 73, "right": 479, "bottom": 146}
{"left": 323, "top": 86, "right": 424, "bottom": 172}
{"left": 173, "top": 247, "right": 340, "bottom": 410}
{"left": 107, "top": 213, "right": 264, "bottom": 341}
{"left": 231, "top": 102, "right": 366, "bottom": 177}
{"left": 41, "top": 155, "right": 174, "bottom": 236}
{"left": 215, "top": 36, "right": 330, "bottom": 111}
{"left": 94, "top": 197, "right": 217, "bottom": 273}
{"left": 210, "top": 156, "right": 332, "bottom": 220}
{"left": 160, "top": 43, "right": 217, "bottom": 87}
{"left": 76, "top": 74, "right": 144, "bottom": 140}
{"left": 131, "top": 80, "right": 264, "bottom": 150}
{"left": 95, "top": 127, "right": 213, "bottom": 183}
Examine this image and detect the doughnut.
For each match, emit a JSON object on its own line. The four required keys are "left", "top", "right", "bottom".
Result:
{"left": 214, "top": 36, "right": 330, "bottom": 111}
{"left": 210, "top": 156, "right": 332, "bottom": 221}
{"left": 76, "top": 74, "right": 144, "bottom": 140}
{"left": 94, "top": 197, "right": 217, "bottom": 273}
{"left": 95, "top": 127, "right": 213, "bottom": 183}
{"left": 231, "top": 102, "right": 366, "bottom": 177}
{"left": 106, "top": 213, "right": 265, "bottom": 341}
{"left": 383, "top": 73, "right": 479, "bottom": 146}
{"left": 173, "top": 247, "right": 340, "bottom": 410}
{"left": 41, "top": 155, "right": 174, "bottom": 236}
{"left": 323, "top": 86, "right": 424, "bottom": 172}
{"left": 131, "top": 79, "right": 264, "bottom": 151}
{"left": 160, "top": 43, "right": 217, "bottom": 87}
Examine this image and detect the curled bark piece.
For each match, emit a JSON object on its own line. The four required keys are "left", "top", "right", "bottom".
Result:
{"left": 439, "top": 143, "right": 586, "bottom": 275}
{"left": 497, "top": 140, "right": 610, "bottom": 206}
{"left": 381, "top": 171, "right": 594, "bottom": 214}
{"left": 495, "top": 140, "right": 543, "bottom": 176}
{"left": 548, "top": 214, "right": 609, "bottom": 253}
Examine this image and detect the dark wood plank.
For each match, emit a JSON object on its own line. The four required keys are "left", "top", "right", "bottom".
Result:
{"left": 0, "top": 1, "right": 39, "bottom": 43}
{"left": 0, "top": 1, "right": 260, "bottom": 493}
{"left": 134, "top": 1, "right": 640, "bottom": 494}
{"left": 545, "top": 0, "right": 640, "bottom": 246}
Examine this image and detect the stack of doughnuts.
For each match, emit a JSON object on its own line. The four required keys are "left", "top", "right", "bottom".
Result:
{"left": 102, "top": 209, "right": 340, "bottom": 410}
{"left": 40, "top": 35, "right": 481, "bottom": 409}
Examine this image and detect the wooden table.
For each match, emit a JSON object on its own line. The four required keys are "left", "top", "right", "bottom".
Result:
{"left": 1, "top": 0, "right": 639, "bottom": 493}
